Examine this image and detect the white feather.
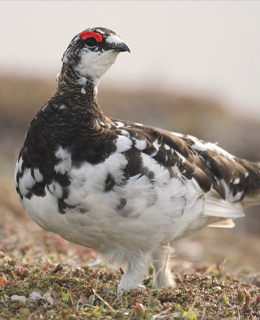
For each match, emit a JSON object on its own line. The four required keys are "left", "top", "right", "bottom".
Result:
{"left": 133, "top": 138, "right": 147, "bottom": 150}
{"left": 19, "top": 169, "right": 35, "bottom": 196}
{"left": 115, "top": 135, "right": 132, "bottom": 152}
{"left": 54, "top": 147, "right": 72, "bottom": 174}
{"left": 34, "top": 168, "right": 43, "bottom": 183}
{"left": 74, "top": 50, "right": 119, "bottom": 86}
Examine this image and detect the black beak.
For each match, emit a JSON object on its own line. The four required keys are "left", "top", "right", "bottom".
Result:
{"left": 113, "top": 42, "right": 131, "bottom": 53}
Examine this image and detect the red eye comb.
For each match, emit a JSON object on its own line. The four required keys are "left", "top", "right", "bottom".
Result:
{"left": 80, "top": 31, "right": 103, "bottom": 42}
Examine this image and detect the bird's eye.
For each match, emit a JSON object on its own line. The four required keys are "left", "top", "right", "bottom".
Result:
{"left": 85, "top": 37, "right": 97, "bottom": 47}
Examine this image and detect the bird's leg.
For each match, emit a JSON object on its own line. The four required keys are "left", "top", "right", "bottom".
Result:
{"left": 152, "top": 245, "right": 175, "bottom": 288}
{"left": 117, "top": 253, "right": 151, "bottom": 293}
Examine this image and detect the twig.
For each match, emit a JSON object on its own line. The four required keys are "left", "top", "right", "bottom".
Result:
{"left": 151, "top": 308, "right": 175, "bottom": 319}
{"left": 92, "top": 289, "right": 115, "bottom": 312}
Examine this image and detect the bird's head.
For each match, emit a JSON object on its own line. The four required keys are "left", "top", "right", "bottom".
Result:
{"left": 61, "top": 27, "right": 130, "bottom": 86}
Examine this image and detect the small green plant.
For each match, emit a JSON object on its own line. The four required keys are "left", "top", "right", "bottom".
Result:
{"left": 133, "top": 303, "right": 146, "bottom": 319}
{"left": 245, "top": 294, "right": 251, "bottom": 306}
{"left": 182, "top": 308, "right": 198, "bottom": 320}
{"left": 207, "top": 260, "right": 226, "bottom": 279}
{"left": 219, "top": 292, "right": 229, "bottom": 305}
{"left": 61, "top": 292, "right": 70, "bottom": 302}
{"left": 237, "top": 289, "right": 245, "bottom": 303}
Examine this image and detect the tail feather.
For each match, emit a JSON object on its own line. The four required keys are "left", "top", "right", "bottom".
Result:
{"left": 208, "top": 219, "right": 235, "bottom": 228}
{"left": 180, "top": 134, "right": 260, "bottom": 208}
{"left": 233, "top": 158, "right": 260, "bottom": 207}
{"left": 204, "top": 191, "right": 245, "bottom": 219}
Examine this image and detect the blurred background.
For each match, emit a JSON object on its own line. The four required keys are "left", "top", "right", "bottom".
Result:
{"left": 0, "top": 2, "right": 259, "bottom": 273}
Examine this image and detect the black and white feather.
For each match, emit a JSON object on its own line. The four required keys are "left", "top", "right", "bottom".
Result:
{"left": 15, "top": 27, "right": 260, "bottom": 292}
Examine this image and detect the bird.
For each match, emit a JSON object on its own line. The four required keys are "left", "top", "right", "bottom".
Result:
{"left": 15, "top": 27, "right": 260, "bottom": 293}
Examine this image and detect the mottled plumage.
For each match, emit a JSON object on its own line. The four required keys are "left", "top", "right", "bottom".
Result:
{"left": 15, "top": 27, "right": 260, "bottom": 292}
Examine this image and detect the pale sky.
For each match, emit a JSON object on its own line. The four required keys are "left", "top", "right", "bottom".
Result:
{"left": 1, "top": 1, "right": 260, "bottom": 117}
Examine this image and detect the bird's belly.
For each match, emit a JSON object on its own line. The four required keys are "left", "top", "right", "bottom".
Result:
{"left": 18, "top": 172, "right": 206, "bottom": 254}
{"left": 15, "top": 153, "right": 216, "bottom": 253}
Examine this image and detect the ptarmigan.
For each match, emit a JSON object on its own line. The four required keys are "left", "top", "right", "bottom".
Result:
{"left": 15, "top": 27, "right": 260, "bottom": 292}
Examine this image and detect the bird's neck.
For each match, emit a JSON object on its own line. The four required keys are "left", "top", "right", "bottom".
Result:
{"left": 54, "top": 66, "right": 105, "bottom": 120}
{"left": 57, "top": 64, "right": 99, "bottom": 100}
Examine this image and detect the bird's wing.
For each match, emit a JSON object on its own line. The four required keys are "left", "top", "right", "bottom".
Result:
{"left": 110, "top": 118, "right": 260, "bottom": 216}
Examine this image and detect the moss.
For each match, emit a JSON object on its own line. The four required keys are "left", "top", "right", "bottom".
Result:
{"left": 1, "top": 249, "right": 260, "bottom": 319}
